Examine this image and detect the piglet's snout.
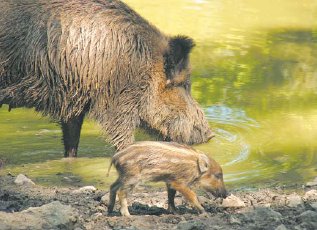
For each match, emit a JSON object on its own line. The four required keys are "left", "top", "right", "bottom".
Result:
{"left": 215, "top": 188, "right": 228, "bottom": 198}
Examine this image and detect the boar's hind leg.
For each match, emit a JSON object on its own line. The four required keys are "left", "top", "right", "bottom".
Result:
{"left": 170, "top": 181, "right": 205, "bottom": 214}
{"left": 108, "top": 178, "right": 123, "bottom": 215}
{"left": 61, "top": 113, "right": 85, "bottom": 157}
{"left": 166, "top": 183, "right": 177, "bottom": 213}
{"left": 118, "top": 188, "right": 130, "bottom": 216}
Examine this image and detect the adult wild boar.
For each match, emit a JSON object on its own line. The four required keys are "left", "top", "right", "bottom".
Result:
{"left": 0, "top": 0, "right": 213, "bottom": 157}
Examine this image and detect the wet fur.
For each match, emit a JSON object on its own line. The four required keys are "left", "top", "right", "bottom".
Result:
{"left": 0, "top": 0, "right": 212, "bottom": 152}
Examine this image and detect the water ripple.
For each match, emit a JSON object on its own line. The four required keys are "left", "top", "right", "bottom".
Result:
{"left": 204, "top": 105, "right": 259, "bottom": 166}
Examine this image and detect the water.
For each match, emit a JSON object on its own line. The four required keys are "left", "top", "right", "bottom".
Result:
{"left": 1, "top": 0, "right": 317, "bottom": 189}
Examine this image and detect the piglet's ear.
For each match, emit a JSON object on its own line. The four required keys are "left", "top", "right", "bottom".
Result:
{"left": 197, "top": 154, "right": 210, "bottom": 174}
{"left": 169, "top": 35, "right": 195, "bottom": 65}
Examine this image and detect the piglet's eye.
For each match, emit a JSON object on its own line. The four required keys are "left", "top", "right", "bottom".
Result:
{"left": 214, "top": 173, "right": 223, "bottom": 179}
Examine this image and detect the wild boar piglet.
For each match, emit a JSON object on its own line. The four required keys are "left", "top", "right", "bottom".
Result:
{"left": 108, "top": 141, "right": 227, "bottom": 216}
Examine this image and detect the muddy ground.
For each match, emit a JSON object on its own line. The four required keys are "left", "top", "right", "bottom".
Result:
{"left": 0, "top": 174, "right": 317, "bottom": 230}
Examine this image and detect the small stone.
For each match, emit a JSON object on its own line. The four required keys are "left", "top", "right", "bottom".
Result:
{"left": 96, "top": 206, "right": 106, "bottom": 212}
{"left": 72, "top": 186, "right": 96, "bottom": 194}
{"left": 14, "top": 174, "right": 35, "bottom": 186}
{"left": 286, "top": 193, "right": 303, "bottom": 207}
{"left": 275, "top": 224, "right": 288, "bottom": 230}
{"left": 91, "top": 212, "right": 103, "bottom": 220}
{"left": 222, "top": 194, "right": 246, "bottom": 208}
{"left": 303, "top": 190, "right": 317, "bottom": 200}
{"left": 100, "top": 194, "right": 109, "bottom": 204}
{"left": 229, "top": 216, "right": 241, "bottom": 225}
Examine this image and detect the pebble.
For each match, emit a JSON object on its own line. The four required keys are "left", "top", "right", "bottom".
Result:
{"left": 303, "top": 189, "right": 317, "bottom": 200}
{"left": 91, "top": 212, "right": 103, "bottom": 220}
{"left": 275, "top": 224, "right": 288, "bottom": 230}
{"left": 96, "top": 206, "right": 106, "bottom": 213}
{"left": 100, "top": 194, "right": 109, "bottom": 204}
{"left": 229, "top": 216, "right": 241, "bottom": 225}
{"left": 222, "top": 194, "right": 246, "bottom": 208}
{"left": 72, "top": 186, "right": 96, "bottom": 194}
{"left": 14, "top": 174, "right": 35, "bottom": 186}
{"left": 286, "top": 193, "right": 303, "bottom": 207}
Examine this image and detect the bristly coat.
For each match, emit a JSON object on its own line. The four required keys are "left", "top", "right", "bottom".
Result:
{"left": 0, "top": 0, "right": 213, "bottom": 155}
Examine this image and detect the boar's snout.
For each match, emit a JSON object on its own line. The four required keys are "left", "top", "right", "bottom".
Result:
{"left": 205, "top": 129, "right": 215, "bottom": 141}
{"left": 187, "top": 107, "right": 214, "bottom": 145}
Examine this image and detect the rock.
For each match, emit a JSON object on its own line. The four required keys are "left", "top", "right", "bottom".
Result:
{"left": 72, "top": 186, "right": 96, "bottom": 194}
{"left": 310, "top": 202, "right": 317, "bottom": 211}
{"left": 14, "top": 174, "right": 35, "bottom": 186}
{"left": 297, "top": 210, "right": 317, "bottom": 229}
{"left": 0, "top": 201, "right": 77, "bottom": 230}
{"left": 286, "top": 193, "right": 303, "bottom": 207}
{"left": 243, "top": 207, "right": 282, "bottom": 225}
{"left": 303, "top": 189, "right": 317, "bottom": 200}
{"left": 298, "top": 210, "right": 317, "bottom": 222}
{"left": 275, "top": 224, "right": 288, "bottom": 230}
{"left": 306, "top": 177, "right": 317, "bottom": 187}
{"left": 177, "top": 220, "right": 207, "bottom": 230}
{"left": 222, "top": 194, "right": 246, "bottom": 208}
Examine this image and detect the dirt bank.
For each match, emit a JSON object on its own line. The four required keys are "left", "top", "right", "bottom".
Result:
{"left": 0, "top": 174, "right": 317, "bottom": 230}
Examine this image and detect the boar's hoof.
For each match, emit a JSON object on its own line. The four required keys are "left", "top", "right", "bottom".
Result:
{"left": 167, "top": 207, "right": 178, "bottom": 214}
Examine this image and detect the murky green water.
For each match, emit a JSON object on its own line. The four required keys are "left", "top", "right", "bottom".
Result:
{"left": 1, "top": 0, "right": 317, "bottom": 189}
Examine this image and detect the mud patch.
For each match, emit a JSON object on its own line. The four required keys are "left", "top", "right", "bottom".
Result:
{"left": 0, "top": 174, "right": 317, "bottom": 229}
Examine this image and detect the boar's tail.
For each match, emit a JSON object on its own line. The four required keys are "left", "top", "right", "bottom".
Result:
{"left": 106, "top": 161, "right": 113, "bottom": 177}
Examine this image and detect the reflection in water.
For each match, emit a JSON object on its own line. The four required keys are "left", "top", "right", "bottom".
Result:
{"left": 205, "top": 105, "right": 259, "bottom": 128}
{"left": 0, "top": 0, "right": 317, "bottom": 189}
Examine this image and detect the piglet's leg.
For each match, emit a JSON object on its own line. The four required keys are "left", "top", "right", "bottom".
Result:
{"left": 166, "top": 183, "right": 177, "bottom": 213}
{"left": 170, "top": 181, "right": 205, "bottom": 213}
{"left": 108, "top": 178, "right": 122, "bottom": 215}
{"left": 118, "top": 189, "right": 130, "bottom": 216}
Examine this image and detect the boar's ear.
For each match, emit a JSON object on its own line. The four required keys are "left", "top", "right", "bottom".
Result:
{"left": 197, "top": 154, "right": 210, "bottom": 174}
{"left": 169, "top": 36, "right": 195, "bottom": 67}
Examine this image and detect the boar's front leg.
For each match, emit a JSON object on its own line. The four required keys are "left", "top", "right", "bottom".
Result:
{"left": 166, "top": 183, "right": 177, "bottom": 213}
{"left": 170, "top": 181, "right": 205, "bottom": 214}
{"left": 61, "top": 113, "right": 85, "bottom": 157}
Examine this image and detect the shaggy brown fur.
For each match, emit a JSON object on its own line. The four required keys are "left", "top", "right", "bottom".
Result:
{"left": 0, "top": 0, "right": 213, "bottom": 156}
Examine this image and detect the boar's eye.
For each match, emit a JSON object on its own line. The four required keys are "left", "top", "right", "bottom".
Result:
{"left": 184, "top": 78, "right": 191, "bottom": 93}
{"left": 214, "top": 173, "right": 223, "bottom": 180}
